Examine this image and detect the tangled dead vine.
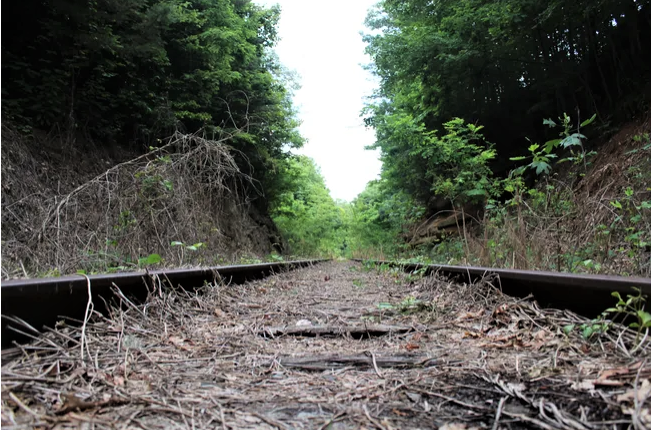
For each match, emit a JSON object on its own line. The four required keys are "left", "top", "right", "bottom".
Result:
{"left": 2, "top": 130, "right": 262, "bottom": 277}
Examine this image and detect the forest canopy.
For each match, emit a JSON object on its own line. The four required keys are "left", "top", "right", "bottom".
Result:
{"left": 2, "top": 0, "right": 304, "bottom": 203}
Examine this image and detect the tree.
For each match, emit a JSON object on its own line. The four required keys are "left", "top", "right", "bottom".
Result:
{"left": 347, "top": 180, "right": 425, "bottom": 256}
{"left": 364, "top": 0, "right": 651, "bottom": 212}
{"left": 2, "top": 0, "right": 304, "bottom": 209}
{"left": 270, "top": 156, "right": 345, "bottom": 256}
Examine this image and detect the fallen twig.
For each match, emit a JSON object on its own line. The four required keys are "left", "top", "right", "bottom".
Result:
{"left": 260, "top": 323, "right": 414, "bottom": 338}
{"left": 275, "top": 354, "right": 438, "bottom": 371}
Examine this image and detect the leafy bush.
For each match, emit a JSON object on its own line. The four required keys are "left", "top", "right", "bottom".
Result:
{"left": 270, "top": 156, "right": 346, "bottom": 257}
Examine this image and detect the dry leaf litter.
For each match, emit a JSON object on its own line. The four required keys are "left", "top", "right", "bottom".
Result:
{"left": 1, "top": 261, "right": 649, "bottom": 429}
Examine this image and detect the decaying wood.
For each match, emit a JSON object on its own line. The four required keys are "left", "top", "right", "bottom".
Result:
{"left": 274, "top": 353, "right": 439, "bottom": 370}
{"left": 55, "top": 394, "right": 132, "bottom": 415}
{"left": 259, "top": 323, "right": 414, "bottom": 338}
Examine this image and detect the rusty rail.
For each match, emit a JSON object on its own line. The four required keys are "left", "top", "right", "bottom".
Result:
{"left": 354, "top": 259, "right": 651, "bottom": 318}
{"left": 1, "top": 260, "right": 327, "bottom": 349}
{"left": 3, "top": 259, "right": 650, "bottom": 350}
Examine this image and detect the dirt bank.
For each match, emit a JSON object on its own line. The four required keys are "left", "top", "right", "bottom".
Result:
{"left": 1, "top": 127, "right": 281, "bottom": 279}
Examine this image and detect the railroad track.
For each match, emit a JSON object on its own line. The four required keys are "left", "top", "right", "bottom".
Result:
{"left": 2, "top": 259, "right": 650, "bottom": 428}
{"left": 2, "top": 259, "right": 650, "bottom": 350}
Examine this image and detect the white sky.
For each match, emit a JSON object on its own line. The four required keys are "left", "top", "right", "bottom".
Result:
{"left": 258, "top": 0, "right": 382, "bottom": 202}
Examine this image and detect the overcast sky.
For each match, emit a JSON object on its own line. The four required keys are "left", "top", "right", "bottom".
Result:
{"left": 258, "top": 0, "right": 382, "bottom": 202}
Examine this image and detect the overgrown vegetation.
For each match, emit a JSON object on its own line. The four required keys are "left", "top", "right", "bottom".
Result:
{"left": 270, "top": 156, "right": 345, "bottom": 257}
{"left": 1, "top": 0, "right": 306, "bottom": 276}
{"left": 268, "top": 166, "right": 424, "bottom": 260}
{"left": 2, "top": 0, "right": 650, "bottom": 280}
{"left": 339, "top": 0, "right": 651, "bottom": 277}
{"left": 346, "top": 116, "right": 651, "bottom": 277}
{"left": 2, "top": 131, "right": 271, "bottom": 276}
{"left": 271, "top": 114, "right": 649, "bottom": 279}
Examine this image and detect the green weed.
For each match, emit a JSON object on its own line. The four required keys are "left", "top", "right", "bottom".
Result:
{"left": 605, "top": 288, "right": 651, "bottom": 350}
{"left": 352, "top": 279, "right": 365, "bottom": 288}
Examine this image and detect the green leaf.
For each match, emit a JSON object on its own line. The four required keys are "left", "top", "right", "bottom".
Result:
{"left": 580, "top": 114, "right": 597, "bottom": 127}
{"left": 466, "top": 188, "right": 487, "bottom": 196}
{"left": 639, "top": 311, "right": 651, "bottom": 326}
{"left": 543, "top": 139, "right": 562, "bottom": 153}
{"left": 562, "top": 324, "right": 575, "bottom": 335}
{"left": 531, "top": 160, "right": 551, "bottom": 175}
{"left": 138, "top": 253, "right": 162, "bottom": 266}
{"left": 171, "top": 241, "right": 184, "bottom": 246}
{"left": 162, "top": 179, "right": 174, "bottom": 191}
{"left": 560, "top": 136, "right": 582, "bottom": 148}
{"left": 543, "top": 118, "right": 557, "bottom": 127}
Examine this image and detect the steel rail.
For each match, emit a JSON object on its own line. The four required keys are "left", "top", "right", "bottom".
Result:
{"left": 354, "top": 259, "right": 651, "bottom": 318}
{"left": 1, "top": 259, "right": 327, "bottom": 349}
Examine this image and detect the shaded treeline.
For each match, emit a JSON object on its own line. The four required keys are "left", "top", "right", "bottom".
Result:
{"left": 364, "top": 0, "right": 651, "bottom": 210}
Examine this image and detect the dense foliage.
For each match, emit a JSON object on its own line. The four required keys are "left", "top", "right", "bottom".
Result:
{"left": 364, "top": 0, "right": 651, "bottom": 212}
{"left": 270, "top": 158, "right": 425, "bottom": 258}
{"left": 269, "top": 0, "right": 651, "bottom": 272}
{"left": 334, "top": 0, "right": 651, "bottom": 274}
{"left": 270, "top": 156, "right": 346, "bottom": 256}
{"left": 345, "top": 180, "right": 424, "bottom": 257}
{"left": 2, "top": 0, "right": 304, "bottom": 200}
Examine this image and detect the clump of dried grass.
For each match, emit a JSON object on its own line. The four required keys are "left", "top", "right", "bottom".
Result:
{"left": 1, "top": 276, "right": 235, "bottom": 429}
{"left": 1, "top": 129, "right": 267, "bottom": 278}
{"left": 465, "top": 168, "right": 650, "bottom": 276}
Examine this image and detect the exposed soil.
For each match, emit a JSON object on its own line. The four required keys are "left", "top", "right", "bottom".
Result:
{"left": 2, "top": 261, "right": 649, "bottom": 429}
{"left": 575, "top": 111, "right": 651, "bottom": 215}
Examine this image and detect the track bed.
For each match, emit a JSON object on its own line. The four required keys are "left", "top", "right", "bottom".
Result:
{"left": 2, "top": 261, "right": 649, "bottom": 429}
